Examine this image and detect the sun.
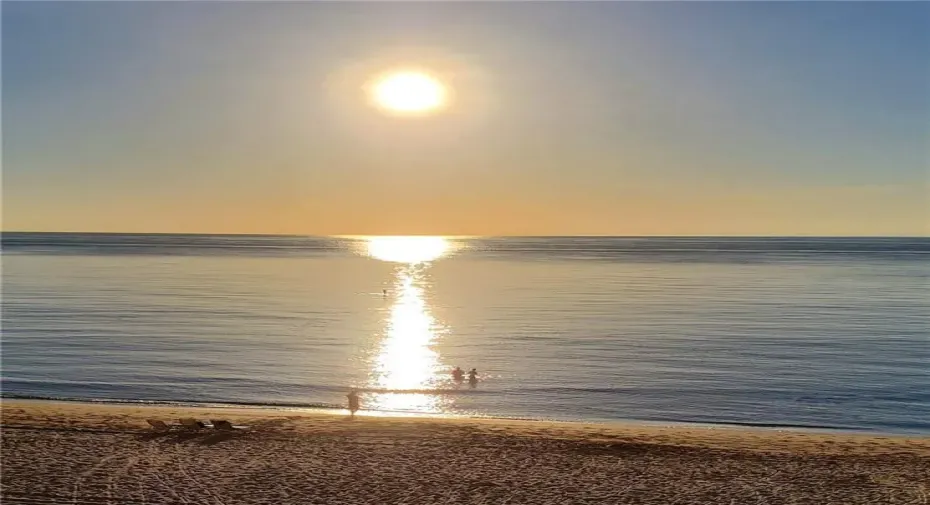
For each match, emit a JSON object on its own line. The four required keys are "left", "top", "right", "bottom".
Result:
{"left": 368, "top": 71, "right": 447, "bottom": 116}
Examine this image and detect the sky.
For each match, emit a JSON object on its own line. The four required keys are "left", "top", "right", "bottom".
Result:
{"left": 3, "top": 1, "right": 928, "bottom": 236}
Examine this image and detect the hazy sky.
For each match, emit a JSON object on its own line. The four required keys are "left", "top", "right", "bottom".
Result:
{"left": 3, "top": 2, "right": 928, "bottom": 236}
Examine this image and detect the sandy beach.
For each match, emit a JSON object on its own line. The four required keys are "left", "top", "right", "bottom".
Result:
{"left": 1, "top": 401, "right": 928, "bottom": 504}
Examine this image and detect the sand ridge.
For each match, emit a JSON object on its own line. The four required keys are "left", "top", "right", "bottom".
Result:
{"left": 2, "top": 401, "right": 928, "bottom": 504}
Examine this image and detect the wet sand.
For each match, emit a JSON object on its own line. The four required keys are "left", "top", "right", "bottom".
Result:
{"left": 2, "top": 400, "right": 928, "bottom": 504}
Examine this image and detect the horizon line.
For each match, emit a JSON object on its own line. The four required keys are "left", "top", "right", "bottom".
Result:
{"left": 2, "top": 230, "right": 928, "bottom": 240}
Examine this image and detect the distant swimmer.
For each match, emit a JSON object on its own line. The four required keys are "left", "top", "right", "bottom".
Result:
{"left": 347, "top": 389, "right": 360, "bottom": 417}
{"left": 468, "top": 368, "right": 478, "bottom": 387}
{"left": 382, "top": 289, "right": 388, "bottom": 297}
{"left": 452, "top": 366, "right": 464, "bottom": 382}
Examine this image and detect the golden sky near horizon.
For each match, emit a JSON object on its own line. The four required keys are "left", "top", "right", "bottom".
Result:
{"left": 7, "top": 183, "right": 926, "bottom": 236}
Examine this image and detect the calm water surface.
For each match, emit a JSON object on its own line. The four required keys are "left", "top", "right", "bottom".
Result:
{"left": 2, "top": 233, "right": 928, "bottom": 433}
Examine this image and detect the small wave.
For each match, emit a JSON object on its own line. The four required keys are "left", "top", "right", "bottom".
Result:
{"left": 3, "top": 393, "right": 876, "bottom": 433}
{"left": 1, "top": 393, "right": 342, "bottom": 411}
{"left": 638, "top": 417, "right": 867, "bottom": 432}
{"left": 355, "top": 387, "right": 492, "bottom": 395}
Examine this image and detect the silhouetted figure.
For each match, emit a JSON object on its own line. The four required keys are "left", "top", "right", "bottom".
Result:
{"left": 347, "top": 389, "right": 360, "bottom": 417}
{"left": 468, "top": 368, "right": 478, "bottom": 388}
{"left": 452, "top": 367, "right": 464, "bottom": 382}
{"left": 382, "top": 289, "right": 388, "bottom": 297}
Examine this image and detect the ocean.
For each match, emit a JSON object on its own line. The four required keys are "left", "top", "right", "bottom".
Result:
{"left": 2, "top": 233, "right": 928, "bottom": 433}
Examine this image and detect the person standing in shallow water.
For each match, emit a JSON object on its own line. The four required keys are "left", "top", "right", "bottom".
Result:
{"left": 468, "top": 368, "right": 478, "bottom": 387}
{"left": 347, "top": 389, "right": 360, "bottom": 417}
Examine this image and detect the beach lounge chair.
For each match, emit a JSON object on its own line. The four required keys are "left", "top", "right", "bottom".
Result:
{"left": 179, "top": 418, "right": 205, "bottom": 431}
{"left": 146, "top": 419, "right": 171, "bottom": 432}
{"left": 210, "top": 419, "right": 247, "bottom": 431}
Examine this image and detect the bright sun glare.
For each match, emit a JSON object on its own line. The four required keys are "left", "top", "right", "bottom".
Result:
{"left": 366, "top": 236, "right": 449, "bottom": 264}
{"left": 369, "top": 71, "right": 447, "bottom": 115}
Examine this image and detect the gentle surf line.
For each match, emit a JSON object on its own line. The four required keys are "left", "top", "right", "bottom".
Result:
{"left": 0, "top": 393, "right": 879, "bottom": 434}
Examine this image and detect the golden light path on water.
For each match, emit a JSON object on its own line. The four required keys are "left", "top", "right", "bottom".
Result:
{"left": 364, "top": 237, "right": 453, "bottom": 414}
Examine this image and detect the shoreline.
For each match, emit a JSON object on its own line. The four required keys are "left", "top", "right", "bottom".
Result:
{"left": 3, "top": 399, "right": 929, "bottom": 453}
{"left": 3, "top": 400, "right": 928, "bottom": 504}
{"left": 3, "top": 395, "right": 923, "bottom": 437}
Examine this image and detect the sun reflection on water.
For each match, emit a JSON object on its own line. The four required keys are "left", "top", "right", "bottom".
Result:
{"left": 366, "top": 236, "right": 449, "bottom": 264}
{"left": 363, "top": 236, "right": 454, "bottom": 413}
